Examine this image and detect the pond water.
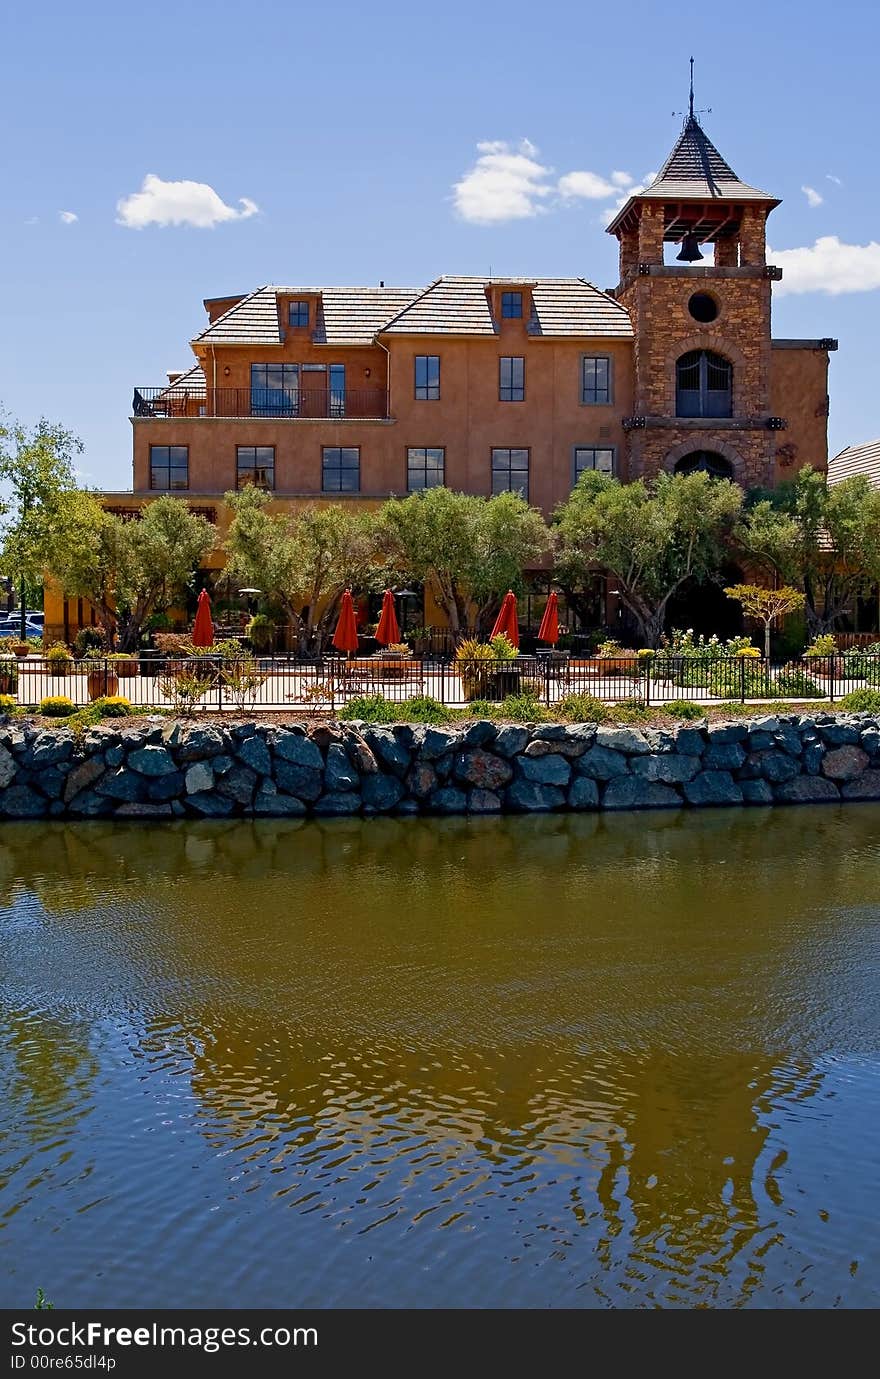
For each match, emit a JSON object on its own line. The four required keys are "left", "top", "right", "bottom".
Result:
{"left": 1, "top": 807, "right": 879, "bottom": 1310}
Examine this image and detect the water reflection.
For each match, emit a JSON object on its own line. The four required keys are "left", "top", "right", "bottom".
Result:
{"left": 1, "top": 809, "right": 879, "bottom": 1308}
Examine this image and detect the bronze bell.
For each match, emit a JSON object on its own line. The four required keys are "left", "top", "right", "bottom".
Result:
{"left": 676, "top": 232, "right": 704, "bottom": 262}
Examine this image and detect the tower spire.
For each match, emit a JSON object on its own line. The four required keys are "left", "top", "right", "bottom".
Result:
{"left": 689, "top": 56, "right": 694, "bottom": 121}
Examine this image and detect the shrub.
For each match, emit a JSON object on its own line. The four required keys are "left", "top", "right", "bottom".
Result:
{"left": 74, "top": 626, "right": 105, "bottom": 656}
{"left": 559, "top": 692, "right": 612, "bottom": 724}
{"left": 841, "top": 643, "right": 880, "bottom": 684}
{"left": 838, "top": 688, "right": 880, "bottom": 714}
{"left": 339, "top": 694, "right": 455, "bottom": 725}
{"left": 614, "top": 702, "right": 651, "bottom": 724}
{"left": 596, "top": 638, "right": 624, "bottom": 657}
{"left": 400, "top": 696, "right": 454, "bottom": 725}
{"left": 658, "top": 700, "right": 706, "bottom": 721}
{"left": 339, "top": 694, "right": 397, "bottom": 724}
{"left": 0, "top": 694, "right": 18, "bottom": 713}
{"left": 709, "top": 661, "right": 774, "bottom": 699}
{"left": 220, "top": 657, "right": 266, "bottom": 712}
{"left": 154, "top": 632, "right": 190, "bottom": 657}
{"left": 496, "top": 691, "right": 552, "bottom": 723}
{"left": 157, "top": 666, "right": 215, "bottom": 715}
{"left": 805, "top": 633, "right": 837, "bottom": 658}
{"left": 773, "top": 670, "right": 824, "bottom": 699}
{"left": 488, "top": 633, "right": 518, "bottom": 662}
{"left": 245, "top": 613, "right": 275, "bottom": 652}
{"left": 96, "top": 696, "right": 132, "bottom": 718}
{"left": 39, "top": 695, "right": 76, "bottom": 717}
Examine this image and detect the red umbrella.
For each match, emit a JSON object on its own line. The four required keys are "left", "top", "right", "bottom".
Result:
{"left": 375, "top": 589, "right": 400, "bottom": 646}
{"left": 332, "top": 589, "right": 359, "bottom": 654}
{"left": 490, "top": 590, "right": 519, "bottom": 649}
{"left": 537, "top": 591, "right": 559, "bottom": 645}
{"left": 191, "top": 588, "right": 214, "bottom": 647}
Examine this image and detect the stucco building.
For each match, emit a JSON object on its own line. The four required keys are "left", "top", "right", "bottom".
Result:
{"left": 64, "top": 107, "right": 838, "bottom": 643}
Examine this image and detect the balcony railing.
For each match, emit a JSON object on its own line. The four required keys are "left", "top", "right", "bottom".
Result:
{"left": 132, "top": 387, "right": 390, "bottom": 420}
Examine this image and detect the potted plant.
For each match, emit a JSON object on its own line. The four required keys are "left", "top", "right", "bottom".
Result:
{"left": 487, "top": 633, "right": 520, "bottom": 699}
{"left": 84, "top": 655, "right": 119, "bottom": 701}
{"left": 0, "top": 656, "right": 18, "bottom": 696}
{"left": 455, "top": 638, "right": 495, "bottom": 701}
{"left": 46, "top": 641, "right": 73, "bottom": 677}
{"left": 379, "top": 642, "right": 412, "bottom": 680}
{"left": 12, "top": 639, "right": 30, "bottom": 659}
{"left": 804, "top": 633, "right": 837, "bottom": 677}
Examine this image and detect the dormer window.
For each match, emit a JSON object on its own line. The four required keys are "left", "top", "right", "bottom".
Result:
{"left": 288, "top": 301, "right": 309, "bottom": 328}
{"left": 501, "top": 291, "right": 523, "bottom": 319}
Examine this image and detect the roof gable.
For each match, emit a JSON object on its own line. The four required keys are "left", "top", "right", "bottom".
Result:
{"left": 381, "top": 276, "right": 632, "bottom": 338}
{"left": 828, "top": 439, "right": 880, "bottom": 489}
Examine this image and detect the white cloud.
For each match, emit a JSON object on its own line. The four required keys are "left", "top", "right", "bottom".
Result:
{"left": 116, "top": 174, "right": 259, "bottom": 229}
{"left": 601, "top": 171, "right": 657, "bottom": 224}
{"left": 59, "top": 210, "right": 78, "bottom": 224}
{"left": 611, "top": 171, "right": 634, "bottom": 188}
{"left": 453, "top": 140, "right": 555, "bottom": 224}
{"left": 826, "top": 173, "right": 842, "bottom": 185}
{"left": 558, "top": 170, "right": 619, "bottom": 200}
{"left": 770, "top": 236, "right": 880, "bottom": 295}
{"left": 801, "top": 185, "right": 823, "bottom": 208}
{"left": 24, "top": 216, "right": 38, "bottom": 226}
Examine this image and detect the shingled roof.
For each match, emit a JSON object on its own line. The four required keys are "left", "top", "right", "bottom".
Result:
{"left": 194, "top": 285, "right": 419, "bottom": 347}
{"left": 828, "top": 439, "right": 880, "bottom": 489}
{"left": 642, "top": 115, "right": 776, "bottom": 202}
{"left": 381, "top": 276, "right": 632, "bottom": 338}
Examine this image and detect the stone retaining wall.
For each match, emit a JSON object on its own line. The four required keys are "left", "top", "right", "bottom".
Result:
{"left": 2, "top": 712, "right": 880, "bottom": 820}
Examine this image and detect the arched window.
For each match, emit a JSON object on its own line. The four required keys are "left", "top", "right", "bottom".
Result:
{"left": 673, "top": 451, "right": 735, "bottom": 480}
{"left": 676, "top": 349, "right": 732, "bottom": 418}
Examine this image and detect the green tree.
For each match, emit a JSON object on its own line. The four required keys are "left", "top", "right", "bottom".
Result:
{"left": 736, "top": 467, "right": 880, "bottom": 636}
{"left": 553, "top": 470, "right": 743, "bottom": 647}
{"left": 222, "top": 486, "right": 385, "bottom": 653}
{"left": 379, "top": 487, "right": 548, "bottom": 636}
{"left": 0, "top": 415, "right": 82, "bottom": 637}
{"left": 723, "top": 583, "right": 806, "bottom": 660}
{"left": 48, "top": 494, "right": 215, "bottom": 650}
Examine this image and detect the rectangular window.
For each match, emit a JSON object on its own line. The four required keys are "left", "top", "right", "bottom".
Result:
{"left": 574, "top": 446, "right": 615, "bottom": 481}
{"left": 150, "top": 445, "right": 188, "bottom": 490}
{"left": 501, "top": 290, "right": 523, "bottom": 319}
{"left": 499, "top": 356, "right": 525, "bottom": 402}
{"left": 407, "top": 447, "right": 445, "bottom": 491}
{"left": 582, "top": 356, "right": 611, "bottom": 405}
{"left": 322, "top": 446, "right": 360, "bottom": 493}
{"left": 491, "top": 448, "right": 529, "bottom": 499}
{"left": 251, "top": 363, "right": 299, "bottom": 416}
{"left": 414, "top": 355, "right": 440, "bottom": 400}
{"left": 288, "top": 301, "right": 309, "bottom": 328}
{"left": 329, "top": 363, "right": 346, "bottom": 418}
{"left": 236, "top": 445, "right": 275, "bottom": 490}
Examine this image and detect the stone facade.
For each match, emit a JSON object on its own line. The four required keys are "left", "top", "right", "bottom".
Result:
{"left": 3, "top": 713, "right": 880, "bottom": 821}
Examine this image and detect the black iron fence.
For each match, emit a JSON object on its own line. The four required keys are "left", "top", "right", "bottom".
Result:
{"left": 133, "top": 386, "right": 390, "bottom": 420}
{"left": 2, "top": 653, "right": 879, "bottom": 715}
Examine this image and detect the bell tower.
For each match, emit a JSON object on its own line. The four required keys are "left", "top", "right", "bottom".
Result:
{"left": 608, "top": 64, "right": 784, "bottom": 487}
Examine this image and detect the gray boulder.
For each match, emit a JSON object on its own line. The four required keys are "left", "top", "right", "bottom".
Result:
{"left": 774, "top": 776, "right": 839, "bottom": 803}
{"left": 273, "top": 730, "right": 323, "bottom": 771}
{"left": 429, "top": 786, "right": 469, "bottom": 814}
{"left": 493, "top": 725, "right": 530, "bottom": 757}
{"left": 177, "top": 726, "right": 225, "bottom": 760}
{"left": 312, "top": 792, "right": 361, "bottom": 815}
{"left": 216, "top": 765, "right": 258, "bottom": 804}
{"left": 185, "top": 761, "right": 214, "bottom": 795}
{"left": 237, "top": 735, "right": 271, "bottom": 774}
{"left": 602, "top": 777, "right": 681, "bottom": 810}
{"left": 516, "top": 754, "right": 571, "bottom": 786}
{"left": 362, "top": 727, "right": 411, "bottom": 776}
{"left": 740, "top": 778, "right": 774, "bottom": 805}
{"left": 841, "top": 770, "right": 880, "bottom": 800}
{"left": 596, "top": 726, "right": 652, "bottom": 755}
{"left": 631, "top": 754, "right": 701, "bottom": 784}
{"left": 460, "top": 720, "right": 498, "bottom": 748}
{"left": 703, "top": 742, "right": 746, "bottom": 771}
{"left": 568, "top": 775, "right": 599, "bottom": 810}
{"left": 505, "top": 780, "right": 566, "bottom": 811}
{"left": 274, "top": 759, "right": 323, "bottom": 802}
{"left": 454, "top": 749, "right": 513, "bottom": 791}
{"left": 361, "top": 773, "right": 405, "bottom": 812}
{"left": 822, "top": 745, "right": 869, "bottom": 780}
{"left": 128, "top": 745, "right": 177, "bottom": 777}
{"left": 684, "top": 771, "right": 743, "bottom": 806}
{"left": 96, "top": 768, "right": 147, "bottom": 802}
{"left": 325, "top": 743, "right": 359, "bottom": 792}
{"left": 0, "top": 785, "right": 47, "bottom": 817}
{"left": 576, "top": 745, "right": 630, "bottom": 780}
{"left": 469, "top": 788, "right": 501, "bottom": 813}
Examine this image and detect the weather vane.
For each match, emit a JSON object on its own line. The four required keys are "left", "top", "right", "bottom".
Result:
{"left": 672, "top": 57, "right": 712, "bottom": 123}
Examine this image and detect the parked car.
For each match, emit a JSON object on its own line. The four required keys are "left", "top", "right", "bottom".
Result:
{"left": 0, "top": 620, "right": 43, "bottom": 640}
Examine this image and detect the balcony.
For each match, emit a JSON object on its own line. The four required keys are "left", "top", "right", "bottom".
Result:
{"left": 132, "top": 386, "right": 391, "bottom": 421}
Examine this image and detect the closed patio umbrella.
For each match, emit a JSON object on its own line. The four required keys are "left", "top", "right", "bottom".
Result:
{"left": 191, "top": 588, "right": 214, "bottom": 647}
{"left": 490, "top": 590, "right": 519, "bottom": 649}
{"left": 537, "top": 591, "right": 559, "bottom": 645}
{"left": 332, "top": 589, "right": 359, "bottom": 654}
{"left": 375, "top": 589, "right": 400, "bottom": 646}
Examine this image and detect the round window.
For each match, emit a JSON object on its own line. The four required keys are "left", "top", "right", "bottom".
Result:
{"left": 688, "top": 292, "right": 719, "bottom": 323}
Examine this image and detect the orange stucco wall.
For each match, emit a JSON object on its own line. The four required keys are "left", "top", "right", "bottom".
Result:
{"left": 769, "top": 345, "right": 831, "bottom": 480}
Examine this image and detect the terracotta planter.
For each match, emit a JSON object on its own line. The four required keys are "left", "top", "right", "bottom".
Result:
{"left": 12, "top": 643, "right": 29, "bottom": 659}
{"left": 87, "top": 668, "right": 119, "bottom": 701}
{"left": 114, "top": 658, "right": 139, "bottom": 678}
{"left": 0, "top": 672, "right": 17, "bottom": 696}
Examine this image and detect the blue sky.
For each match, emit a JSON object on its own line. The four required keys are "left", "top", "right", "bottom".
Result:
{"left": 2, "top": 0, "right": 878, "bottom": 487}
